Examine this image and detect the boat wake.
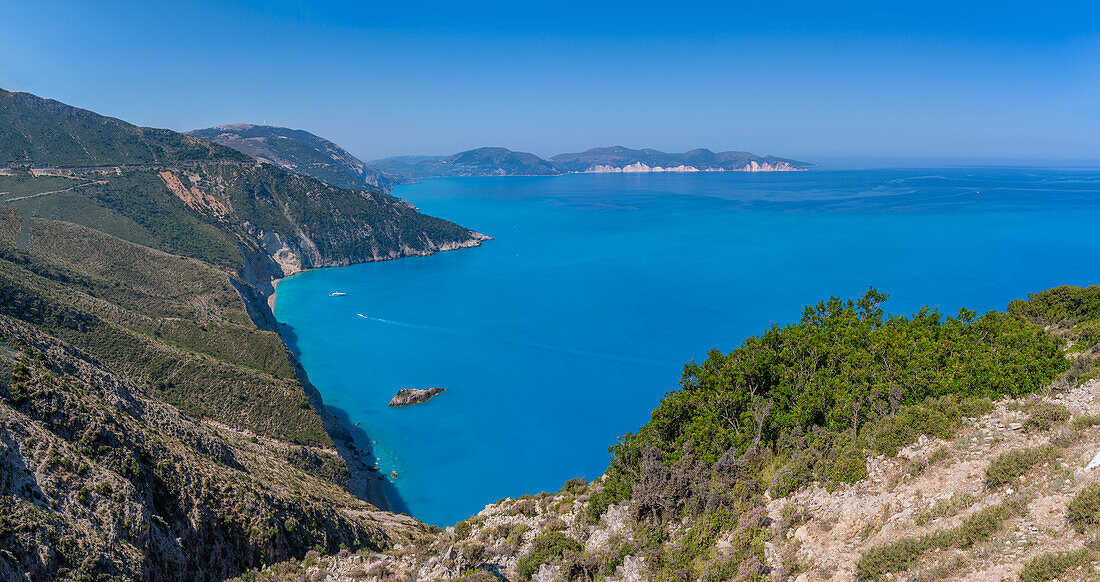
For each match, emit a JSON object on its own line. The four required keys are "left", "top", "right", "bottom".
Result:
{"left": 355, "top": 313, "right": 673, "bottom": 368}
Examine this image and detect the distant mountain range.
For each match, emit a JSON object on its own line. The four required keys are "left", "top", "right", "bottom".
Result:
{"left": 184, "top": 124, "right": 810, "bottom": 186}
{"left": 371, "top": 147, "right": 560, "bottom": 178}
{"left": 373, "top": 145, "right": 810, "bottom": 179}
{"left": 188, "top": 124, "right": 402, "bottom": 190}
{"left": 549, "top": 146, "right": 808, "bottom": 174}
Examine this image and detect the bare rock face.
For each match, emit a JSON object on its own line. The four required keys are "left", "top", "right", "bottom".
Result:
{"left": 388, "top": 387, "right": 445, "bottom": 407}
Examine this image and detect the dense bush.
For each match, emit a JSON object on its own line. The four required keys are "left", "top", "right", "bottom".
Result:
{"left": 626, "top": 289, "right": 1063, "bottom": 467}
{"left": 1023, "top": 402, "right": 1070, "bottom": 432}
{"left": 593, "top": 289, "right": 1065, "bottom": 519}
{"left": 1008, "top": 285, "right": 1100, "bottom": 325}
{"left": 516, "top": 531, "right": 582, "bottom": 581}
{"left": 1010, "top": 285, "right": 1100, "bottom": 385}
{"left": 1068, "top": 483, "right": 1100, "bottom": 532}
{"left": 1018, "top": 549, "right": 1093, "bottom": 582}
{"left": 856, "top": 498, "right": 1022, "bottom": 580}
{"left": 984, "top": 446, "right": 1055, "bottom": 488}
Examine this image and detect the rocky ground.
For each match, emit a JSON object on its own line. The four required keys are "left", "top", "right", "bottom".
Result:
{"left": 759, "top": 377, "right": 1100, "bottom": 582}
{"left": 235, "top": 377, "right": 1100, "bottom": 582}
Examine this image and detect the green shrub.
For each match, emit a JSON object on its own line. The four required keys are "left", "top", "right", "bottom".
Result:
{"left": 856, "top": 499, "right": 1021, "bottom": 579}
{"left": 1018, "top": 549, "right": 1093, "bottom": 582}
{"left": 1008, "top": 285, "right": 1100, "bottom": 325}
{"left": 608, "top": 289, "right": 1065, "bottom": 503}
{"left": 856, "top": 536, "right": 929, "bottom": 580}
{"left": 453, "top": 517, "right": 481, "bottom": 540}
{"left": 866, "top": 395, "right": 993, "bottom": 456}
{"left": 1068, "top": 483, "right": 1100, "bottom": 532}
{"left": 512, "top": 498, "right": 537, "bottom": 517}
{"left": 1073, "top": 414, "right": 1100, "bottom": 428}
{"left": 984, "top": 446, "right": 1055, "bottom": 488}
{"left": 516, "top": 531, "right": 582, "bottom": 581}
{"left": 1024, "top": 402, "right": 1070, "bottom": 432}
{"left": 559, "top": 477, "right": 587, "bottom": 495}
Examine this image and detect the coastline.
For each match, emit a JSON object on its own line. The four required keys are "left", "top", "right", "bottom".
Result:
{"left": 268, "top": 276, "right": 284, "bottom": 312}
{"left": 252, "top": 230, "right": 492, "bottom": 518}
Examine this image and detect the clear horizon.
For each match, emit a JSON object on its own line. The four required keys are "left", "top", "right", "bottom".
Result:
{"left": 2, "top": 0, "right": 1097, "bottom": 164}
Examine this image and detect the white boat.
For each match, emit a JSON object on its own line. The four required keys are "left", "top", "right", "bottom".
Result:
{"left": 330, "top": 292, "right": 347, "bottom": 297}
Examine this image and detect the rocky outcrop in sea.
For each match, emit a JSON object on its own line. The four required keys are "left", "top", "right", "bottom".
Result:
{"left": 388, "top": 387, "right": 446, "bottom": 407}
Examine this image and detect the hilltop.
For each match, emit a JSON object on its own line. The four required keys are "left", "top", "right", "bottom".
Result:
{"left": 188, "top": 124, "right": 402, "bottom": 191}
{"left": 8, "top": 87, "right": 1099, "bottom": 582}
{"left": 372, "top": 147, "right": 560, "bottom": 179}
{"left": 0, "top": 90, "right": 488, "bottom": 579}
{"left": 373, "top": 145, "right": 810, "bottom": 178}
{"left": 0, "top": 89, "right": 247, "bottom": 167}
{"left": 0, "top": 90, "right": 489, "bottom": 297}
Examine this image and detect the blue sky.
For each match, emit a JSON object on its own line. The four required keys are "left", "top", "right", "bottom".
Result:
{"left": 1, "top": 0, "right": 1097, "bottom": 163}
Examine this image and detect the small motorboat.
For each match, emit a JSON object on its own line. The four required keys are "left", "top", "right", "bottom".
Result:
{"left": 330, "top": 292, "right": 347, "bottom": 297}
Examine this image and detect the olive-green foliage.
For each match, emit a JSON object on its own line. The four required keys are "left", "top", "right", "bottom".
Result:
{"left": 629, "top": 289, "right": 1064, "bottom": 468}
{"left": 1023, "top": 402, "right": 1070, "bottom": 432}
{"left": 0, "top": 88, "right": 247, "bottom": 166}
{"left": 456, "top": 571, "right": 499, "bottom": 582}
{"left": 1009, "top": 285, "right": 1100, "bottom": 325}
{"left": 516, "top": 531, "right": 582, "bottom": 581}
{"left": 595, "top": 289, "right": 1064, "bottom": 516}
{"left": 559, "top": 477, "right": 588, "bottom": 495}
{"left": 856, "top": 499, "right": 1023, "bottom": 580}
{"left": 7, "top": 189, "right": 160, "bottom": 249}
{"left": 1010, "top": 285, "right": 1100, "bottom": 385}
{"left": 0, "top": 175, "right": 84, "bottom": 199}
{"left": 865, "top": 395, "right": 993, "bottom": 457}
{"left": 1067, "top": 483, "right": 1100, "bottom": 532}
{"left": 984, "top": 446, "right": 1056, "bottom": 488}
{"left": 1073, "top": 414, "right": 1100, "bottom": 428}
{"left": 1018, "top": 549, "right": 1094, "bottom": 582}
{"left": 0, "top": 206, "right": 329, "bottom": 445}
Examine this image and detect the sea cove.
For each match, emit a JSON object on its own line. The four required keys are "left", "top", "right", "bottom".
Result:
{"left": 273, "top": 168, "right": 1100, "bottom": 526}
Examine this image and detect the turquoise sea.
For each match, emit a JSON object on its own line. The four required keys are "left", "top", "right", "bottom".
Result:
{"left": 274, "top": 168, "right": 1100, "bottom": 526}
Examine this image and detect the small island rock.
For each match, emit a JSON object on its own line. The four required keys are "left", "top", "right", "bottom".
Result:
{"left": 388, "top": 387, "right": 445, "bottom": 407}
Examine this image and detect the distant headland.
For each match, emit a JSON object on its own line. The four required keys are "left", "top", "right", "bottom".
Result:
{"left": 371, "top": 145, "right": 811, "bottom": 180}
{"left": 188, "top": 123, "right": 811, "bottom": 188}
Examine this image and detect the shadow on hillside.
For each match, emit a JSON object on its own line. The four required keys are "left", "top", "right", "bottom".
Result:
{"left": 327, "top": 404, "right": 412, "bottom": 517}
{"left": 277, "top": 321, "right": 413, "bottom": 517}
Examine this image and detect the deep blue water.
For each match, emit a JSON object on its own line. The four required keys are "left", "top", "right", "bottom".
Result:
{"left": 274, "top": 168, "right": 1100, "bottom": 526}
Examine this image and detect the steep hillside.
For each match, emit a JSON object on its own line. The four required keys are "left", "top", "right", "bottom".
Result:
{"left": 372, "top": 147, "right": 560, "bottom": 179}
{"left": 0, "top": 314, "right": 427, "bottom": 581}
{"left": 0, "top": 91, "right": 489, "bottom": 298}
{"left": 238, "top": 379, "right": 1100, "bottom": 582}
{"left": 188, "top": 124, "right": 402, "bottom": 190}
{"left": 0, "top": 91, "right": 491, "bottom": 579}
{"left": 0, "top": 205, "right": 327, "bottom": 445}
{"left": 0, "top": 89, "right": 247, "bottom": 167}
{"left": 236, "top": 288, "right": 1100, "bottom": 582}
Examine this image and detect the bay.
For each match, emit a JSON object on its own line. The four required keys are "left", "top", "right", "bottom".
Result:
{"left": 274, "top": 168, "right": 1100, "bottom": 525}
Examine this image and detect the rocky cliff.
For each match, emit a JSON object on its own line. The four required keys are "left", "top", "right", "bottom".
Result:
{"left": 1, "top": 89, "right": 490, "bottom": 302}
{"left": 0, "top": 311, "right": 428, "bottom": 581}
{"left": 235, "top": 380, "right": 1100, "bottom": 582}
{"left": 0, "top": 90, "right": 488, "bottom": 580}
